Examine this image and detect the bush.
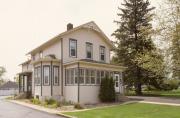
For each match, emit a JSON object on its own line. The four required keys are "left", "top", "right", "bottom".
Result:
{"left": 31, "top": 98, "right": 41, "bottom": 105}
{"left": 99, "top": 76, "right": 115, "bottom": 102}
{"left": 74, "top": 103, "right": 83, "bottom": 109}
{"left": 44, "top": 98, "right": 59, "bottom": 108}
{"left": 160, "top": 79, "right": 180, "bottom": 91}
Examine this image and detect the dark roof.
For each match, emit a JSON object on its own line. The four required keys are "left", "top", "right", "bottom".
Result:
{"left": 0, "top": 81, "right": 18, "bottom": 89}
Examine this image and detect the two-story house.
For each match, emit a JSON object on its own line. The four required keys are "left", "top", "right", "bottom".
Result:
{"left": 18, "top": 21, "right": 126, "bottom": 104}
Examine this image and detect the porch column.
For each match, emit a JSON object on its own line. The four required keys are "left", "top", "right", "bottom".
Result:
{"left": 77, "top": 62, "right": 80, "bottom": 103}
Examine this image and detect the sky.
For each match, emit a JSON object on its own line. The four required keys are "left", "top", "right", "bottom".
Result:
{"left": 0, "top": 0, "right": 162, "bottom": 80}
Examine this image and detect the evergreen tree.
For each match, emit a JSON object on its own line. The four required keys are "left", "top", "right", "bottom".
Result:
{"left": 112, "top": 0, "right": 157, "bottom": 95}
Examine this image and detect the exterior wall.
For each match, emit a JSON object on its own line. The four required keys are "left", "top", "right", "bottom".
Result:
{"left": 79, "top": 86, "right": 100, "bottom": 104}
{"left": 64, "top": 86, "right": 78, "bottom": 103}
{"left": 22, "top": 63, "right": 32, "bottom": 72}
{"left": 33, "top": 40, "right": 61, "bottom": 61}
{"left": 62, "top": 28, "right": 111, "bottom": 63}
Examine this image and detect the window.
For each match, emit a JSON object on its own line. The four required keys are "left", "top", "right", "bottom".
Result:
{"left": 79, "top": 69, "right": 84, "bottom": 84}
{"left": 53, "top": 66, "right": 59, "bottom": 85}
{"left": 86, "top": 42, "right": 93, "bottom": 59}
{"left": 39, "top": 51, "right": 43, "bottom": 58}
{"left": 90, "top": 70, "right": 95, "bottom": 84}
{"left": 35, "top": 67, "right": 41, "bottom": 85}
{"left": 101, "top": 71, "right": 105, "bottom": 79}
{"left": 100, "top": 46, "right": 105, "bottom": 61}
{"left": 43, "top": 66, "right": 50, "bottom": 85}
{"left": 66, "top": 69, "right": 70, "bottom": 84}
{"left": 96, "top": 71, "right": 101, "bottom": 84}
{"left": 85, "top": 69, "right": 91, "bottom": 84}
{"left": 75, "top": 69, "right": 78, "bottom": 84}
{"left": 70, "top": 69, "right": 74, "bottom": 84}
{"left": 69, "top": 39, "right": 77, "bottom": 57}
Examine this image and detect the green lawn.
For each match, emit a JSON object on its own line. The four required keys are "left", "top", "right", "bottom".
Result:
{"left": 127, "top": 89, "right": 180, "bottom": 98}
{"left": 64, "top": 103, "right": 180, "bottom": 118}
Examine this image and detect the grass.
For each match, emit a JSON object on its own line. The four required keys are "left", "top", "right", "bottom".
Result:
{"left": 127, "top": 89, "right": 180, "bottom": 98}
{"left": 64, "top": 103, "right": 180, "bottom": 118}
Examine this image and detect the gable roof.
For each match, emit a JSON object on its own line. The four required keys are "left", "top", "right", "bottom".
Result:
{"left": 27, "top": 21, "right": 114, "bottom": 55}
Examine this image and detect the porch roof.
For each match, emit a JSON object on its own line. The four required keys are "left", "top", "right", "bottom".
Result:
{"left": 18, "top": 70, "right": 32, "bottom": 75}
{"left": 31, "top": 58, "right": 61, "bottom": 65}
{"left": 63, "top": 59, "right": 127, "bottom": 72}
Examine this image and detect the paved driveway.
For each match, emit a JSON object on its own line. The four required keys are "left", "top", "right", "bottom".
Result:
{"left": 0, "top": 96, "right": 64, "bottom": 118}
{"left": 128, "top": 96, "right": 180, "bottom": 104}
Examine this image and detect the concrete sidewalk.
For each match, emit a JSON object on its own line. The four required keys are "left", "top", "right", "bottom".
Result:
{"left": 128, "top": 96, "right": 180, "bottom": 106}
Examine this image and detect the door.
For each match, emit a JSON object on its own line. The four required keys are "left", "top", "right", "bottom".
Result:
{"left": 114, "top": 74, "right": 120, "bottom": 93}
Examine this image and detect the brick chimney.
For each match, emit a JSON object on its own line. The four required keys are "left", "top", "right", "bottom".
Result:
{"left": 67, "top": 23, "right": 73, "bottom": 31}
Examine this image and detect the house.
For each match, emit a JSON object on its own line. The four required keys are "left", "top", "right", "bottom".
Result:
{"left": 18, "top": 21, "right": 126, "bottom": 104}
{"left": 0, "top": 81, "right": 18, "bottom": 96}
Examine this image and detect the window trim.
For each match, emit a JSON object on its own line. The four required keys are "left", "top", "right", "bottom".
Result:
{"left": 69, "top": 38, "right": 77, "bottom": 58}
{"left": 86, "top": 42, "right": 93, "bottom": 60}
{"left": 99, "top": 46, "right": 106, "bottom": 62}
{"left": 53, "top": 66, "right": 59, "bottom": 86}
{"left": 34, "top": 66, "right": 41, "bottom": 86}
{"left": 43, "top": 65, "right": 50, "bottom": 86}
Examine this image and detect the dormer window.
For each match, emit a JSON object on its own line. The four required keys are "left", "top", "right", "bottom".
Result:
{"left": 86, "top": 42, "right": 93, "bottom": 59}
{"left": 69, "top": 39, "right": 77, "bottom": 57}
{"left": 100, "top": 46, "right": 105, "bottom": 62}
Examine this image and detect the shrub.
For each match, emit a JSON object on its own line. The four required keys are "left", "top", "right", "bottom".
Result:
{"left": 74, "top": 103, "right": 83, "bottom": 109}
{"left": 160, "top": 79, "right": 180, "bottom": 91}
{"left": 44, "top": 98, "right": 59, "bottom": 108}
{"left": 99, "top": 76, "right": 115, "bottom": 102}
{"left": 31, "top": 98, "right": 41, "bottom": 105}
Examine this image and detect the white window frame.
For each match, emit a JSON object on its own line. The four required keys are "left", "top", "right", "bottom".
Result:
{"left": 43, "top": 66, "right": 50, "bottom": 86}
{"left": 53, "top": 66, "right": 59, "bottom": 86}
{"left": 69, "top": 39, "right": 77, "bottom": 57}
{"left": 86, "top": 42, "right": 93, "bottom": 60}
{"left": 100, "top": 46, "right": 106, "bottom": 62}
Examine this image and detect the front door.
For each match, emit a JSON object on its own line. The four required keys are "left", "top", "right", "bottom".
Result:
{"left": 114, "top": 74, "right": 120, "bottom": 93}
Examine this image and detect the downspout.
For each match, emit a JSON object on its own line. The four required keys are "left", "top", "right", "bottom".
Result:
{"left": 51, "top": 61, "right": 53, "bottom": 96}
{"left": 61, "top": 38, "right": 64, "bottom": 96}
{"left": 41, "top": 61, "right": 42, "bottom": 96}
{"left": 77, "top": 62, "right": 80, "bottom": 103}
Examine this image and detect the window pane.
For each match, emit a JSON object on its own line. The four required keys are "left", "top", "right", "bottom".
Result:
{"left": 44, "top": 66, "right": 49, "bottom": 85}
{"left": 86, "top": 43, "right": 92, "bottom": 59}
{"left": 96, "top": 71, "right": 101, "bottom": 84}
{"left": 70, "top": 69, "right": 74, "bottom": 84}
{"left": 100, "top": 46, "right": 105, "bottom": 61}
{"left": 53, "top": 67, "right": 59, "bottom": 85}
{"left": 79, "top": 69, "right": 84, "bottom": 84}
{"left": 85, "top": 69, "right": 90, "bottom": 84}
{"left": 70, "top": 39, "right": 77, "bottom": 57}
{"left": 37, "top": 67, "right": 41, "bottom": 84}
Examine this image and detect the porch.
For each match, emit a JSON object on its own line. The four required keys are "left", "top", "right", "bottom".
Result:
{"left": 18, "top": 71, "right": 32, "bottom": 98}
{"left": 63, "top": 59, "right": 126, "bottom": 104}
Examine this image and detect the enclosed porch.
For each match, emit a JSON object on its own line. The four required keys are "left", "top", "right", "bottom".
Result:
{"left": 63, "top": 59, "right": 126, "bottom": 104}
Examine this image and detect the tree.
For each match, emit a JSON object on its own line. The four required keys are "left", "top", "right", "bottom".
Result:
{"left": 0, "top": 66, "right": 6, "bottom": 85}
{"left": 112, "top": 0, "right": 163, "bottom": 95}
{"left": 156, "top": 0, "right": 180, "bottom": 80}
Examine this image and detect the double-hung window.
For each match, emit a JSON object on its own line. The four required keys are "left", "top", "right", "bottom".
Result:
{"left": 69, "top": 39, "right": 77, "bottom": 57}
{"left": 37, "top": 67, "right": 41, "bottom": 85}
{"left": 86, "top": 42, "right": 93, "bottom": 59}
{"left": 53, "top": 66, "right": 59, "bottom": 85}
{"left": 100, "top": 46, "right": 105, "bottom": 62}
{"left": 43, "top": 66, "right": 50, "bottom": 85}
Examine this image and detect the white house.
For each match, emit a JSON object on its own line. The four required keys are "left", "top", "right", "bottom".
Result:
{"left": 18, "top": 21, "right": 126, "bottom": 104}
